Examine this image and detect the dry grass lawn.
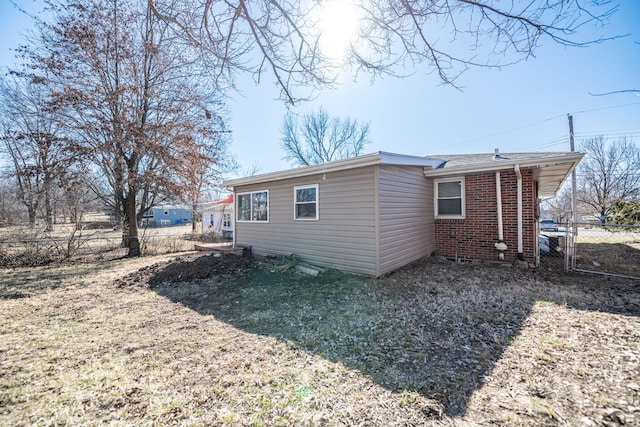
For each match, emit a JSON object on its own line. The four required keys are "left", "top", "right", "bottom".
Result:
{"left": 1, "top": 253, "right": 639, "bottom": 426}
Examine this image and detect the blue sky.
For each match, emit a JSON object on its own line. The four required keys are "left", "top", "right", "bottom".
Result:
{"left": 2, "top": 1, "right": 639, "bottom": 178}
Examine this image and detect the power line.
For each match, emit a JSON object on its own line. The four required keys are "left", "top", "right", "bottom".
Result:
{"left": 570, "top": 101, "right": 640, "bottom": 116}
{"left": 576, "top": 126, "right": 640, "bottom": 135}
{"left": 449, "top": 114, "right": 566, "bottom": 147}
{"left": 528, "top": 140, "right": 568, "bottom": 151}
{"left": 575, "top": 131, "right": 640, "bottom": 139}
{"left": 449, "top": 101, "right": 640, "bottom": 149}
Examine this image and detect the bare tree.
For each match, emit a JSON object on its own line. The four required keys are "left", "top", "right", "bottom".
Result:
{"left": 0, "top": 74, "right": 68, "bottom": 230}
{"left": 19, "top": 0, "right": 230, "bottom": 256}
{"left": 57, "top": 168, "right": 100, "bottom": 227}
{"left": 0, "top": 175, "right": 25, "bottom": 226}
{"left": 281, "top": 107, "right": 370, "bottom": 166}
{"left": 590, "top": 41, "right": 639, "bottom": 96}
{"left": 242, "top": 161, "right": 263, "bottom": 177}
{"left": 578, "top": 136, "right": 640, "bottom": 222}
{"left": 590, "top": 89, "right": 640, "bottom": 96}
{"left": 147, "top": 0, "right": 617, "bottom": 103}
{"left": 541, "top": 184, "right": 573, "bottom": 224}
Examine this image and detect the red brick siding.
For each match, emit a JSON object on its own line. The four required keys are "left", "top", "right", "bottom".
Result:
{"left": 434, "top": 169, "right": 537, "bottom": 263}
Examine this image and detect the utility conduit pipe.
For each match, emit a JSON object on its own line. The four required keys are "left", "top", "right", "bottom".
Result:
{"left": 514, "top": 164, "right": 524, "bottom": 261}
{"left": 494, "top": 171, "right": 507, "bottom": 260}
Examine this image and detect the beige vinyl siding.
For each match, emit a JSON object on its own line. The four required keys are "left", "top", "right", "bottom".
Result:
{"left": 234, "top": 167, "right": 378, "bottom": 276}
{"left": 377, "top": 165, "right": 434, "bottom": 275}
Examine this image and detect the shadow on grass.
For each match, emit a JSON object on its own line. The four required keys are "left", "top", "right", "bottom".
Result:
{"left": 148, "top": 255, "right": 640, "bottom": 416}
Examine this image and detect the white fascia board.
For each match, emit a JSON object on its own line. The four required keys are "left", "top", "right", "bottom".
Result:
{"left": 423, "top": 153, "right": 584, "bottom": 178}
{"left": 224, "top": 151, "right": 444, "bottom": 188}
{"left": 378, "top": 152, "right": 446, "bottom": 168}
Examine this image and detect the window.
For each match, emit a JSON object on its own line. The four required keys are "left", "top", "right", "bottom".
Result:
{"left": 294, "top": 185, "right": 318, "bottom": 220}
{"left": 223, "top": 213, "right": 232, "bottom": 228}
{"left": 237, "top": 190, "right": 269, "bottom": 222}
{"left": 435, "top": 178, "right": 465, "bottom": 218}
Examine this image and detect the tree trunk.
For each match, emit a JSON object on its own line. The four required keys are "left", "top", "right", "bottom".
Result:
{"left": 125, "top": 192, "right": 141, "bottom": 257}
{"left": 28, "top": 205, "right": 37, "bottom": 227}
{"left": 44, "top": 178, "right": 54, "bottom": 232}
{"left": 191, "top": 200, "right": 198, "bottom": 232}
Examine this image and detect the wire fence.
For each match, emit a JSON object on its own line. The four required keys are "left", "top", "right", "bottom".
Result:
{"left": 570, "top": 222, "right": 640, "bottom": 279}
{"left": 538, "top": 221, "right": 640, "bottom": 280}
{"left": 538, "top": 222, "right": 569, "bottom": 272}
{"left": 0, "top": 228, "right": 217, "bottom": 267}
{"left": 3, "top": 222, "right": 638, "bottom": 279}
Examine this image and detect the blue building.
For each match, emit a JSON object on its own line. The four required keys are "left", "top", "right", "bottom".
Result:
{"left": 141, "top": 205, "right": 192, "bottom": 227}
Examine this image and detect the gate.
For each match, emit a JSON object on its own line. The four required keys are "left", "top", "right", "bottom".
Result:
{"left": 538, "top": 221, "right": 569, "bottom": 272}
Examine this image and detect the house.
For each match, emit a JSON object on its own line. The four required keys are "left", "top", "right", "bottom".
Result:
{"left": 223, "top": 150, "right": 583, "bottom": 276}
{"left": 141, "top": 205, "right": 193, "bottom": 227}
{"left": 200, "top": 195, "right": 234, "bottom": 238}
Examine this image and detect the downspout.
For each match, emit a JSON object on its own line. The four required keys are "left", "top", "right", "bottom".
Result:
{"left": 494, "top": 171, "right": 507, "bottom": 260}
{"left": 514, "top": 164, "right": 524, "bottom": 261}
{"left": 230, "top": 190, "right": 236, "bottom": 249}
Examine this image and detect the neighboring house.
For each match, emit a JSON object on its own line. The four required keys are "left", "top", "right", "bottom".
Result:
{"left": 223, "top": 150, "right": 583, "bottom": 276}
{"left": 200, "top": 195, "right": 234, "bottom": 238}
{"left": 141, "top": 205, "right": 193, "bottom": 227}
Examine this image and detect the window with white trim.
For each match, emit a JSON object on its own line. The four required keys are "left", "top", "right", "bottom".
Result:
{"left": 434, "top": 178, "right": 465, "bottom": 218}
{"left": 237, "top": 190, "right": 269, "bottom": 222}
{"left": 294, "top": 185, "right": 318, "bottom": 220}
{"left": 223, "top": 213, "right": 232, "bottom": 228}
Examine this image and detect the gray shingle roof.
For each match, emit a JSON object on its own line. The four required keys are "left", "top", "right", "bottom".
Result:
{"left": 429, "top": 152, "right": 575, "bottom": 169}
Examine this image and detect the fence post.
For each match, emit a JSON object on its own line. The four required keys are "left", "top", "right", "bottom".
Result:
{"left": 564, "top": 221, "right": 577, "bottom": 273}
{"left": 571, "top": 222, "right": 578, "bottom": 271}
{"left": 564, "top": 222, "right": 570, "bottom": 273}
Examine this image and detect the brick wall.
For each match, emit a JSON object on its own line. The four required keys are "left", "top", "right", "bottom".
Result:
{"left": 434, "top": 169, "right": 537, "bottom": 263}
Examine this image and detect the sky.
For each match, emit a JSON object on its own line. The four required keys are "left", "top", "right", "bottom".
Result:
{"left": 1, "top": 1, "right": 639, "bottom": 179}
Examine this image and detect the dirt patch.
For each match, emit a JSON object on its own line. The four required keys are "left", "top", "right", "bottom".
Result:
{"left": 1, "top": 254, "right": 639, "bottom": 426}
{"left": 113, "top": 252, "right": 256, "bottom": 288}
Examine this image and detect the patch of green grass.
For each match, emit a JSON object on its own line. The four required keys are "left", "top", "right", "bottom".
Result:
{"left": 399, "top": 390, "right": 421, "bottom": 406}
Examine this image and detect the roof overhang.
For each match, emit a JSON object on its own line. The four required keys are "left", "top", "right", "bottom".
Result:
{"left": 224, "top": 151, "right": 446, "bottom": 188}
{"left": 423, "top": 152, "right": 584, "bottom": 197}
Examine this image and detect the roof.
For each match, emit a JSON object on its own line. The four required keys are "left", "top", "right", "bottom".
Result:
{"left": 223, "top": 152, "right": 445, "bottom": 187}
{"left": 223, "top": 150, "right": 583, "bottom": 198}
{"left": 424, "top": 151, "right": 584, "bottom": 197}
{"left": 152, "top": 204, "right": 191, "bottom": 211}
{"left": 199, "top": 195, "right": 234, "bottom": 213}
{"left": 212, "top": 195, "right": 233, "bottom": 205}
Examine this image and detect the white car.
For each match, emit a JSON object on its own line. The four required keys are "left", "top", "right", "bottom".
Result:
{"left": 540, "top": 219, "right": 558, "bottom": 232}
